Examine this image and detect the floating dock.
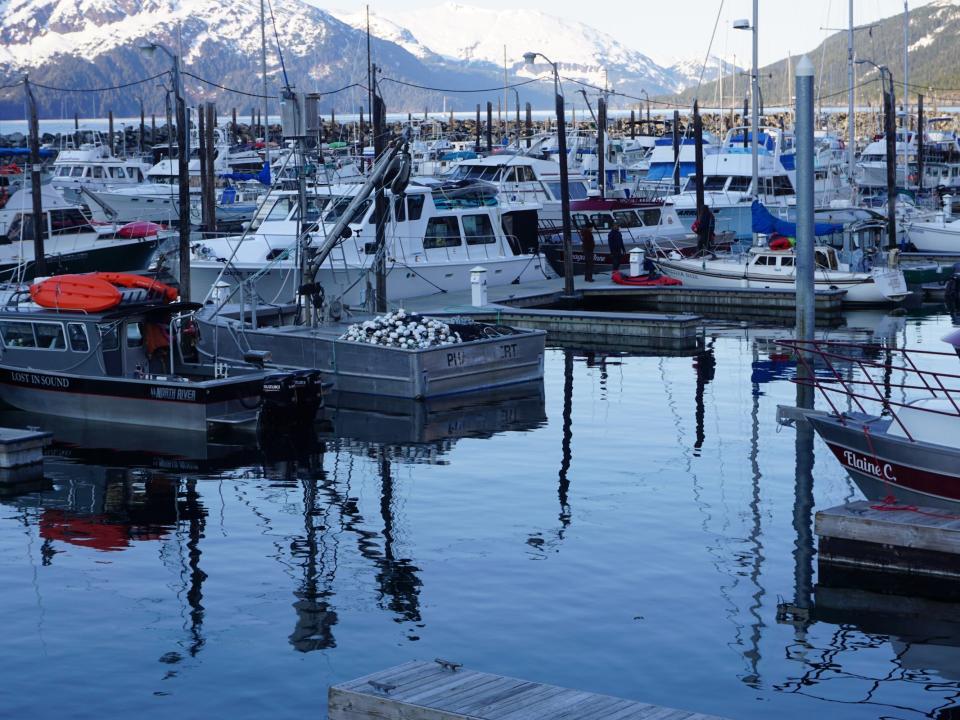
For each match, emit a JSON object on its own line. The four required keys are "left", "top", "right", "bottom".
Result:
{"left": 816, "top": 501, "right": 960, "bottom": 601}
{"left": 329, "top": 660, "right": 729, "bottom": 720}
{"left": 400, "top": 275, "right": 846, "bottom": 329}
{"left": 0, "top": 426, "right": 52, "bottom": 491}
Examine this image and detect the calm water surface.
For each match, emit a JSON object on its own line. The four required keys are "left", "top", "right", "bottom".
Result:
{"left": 2, "top": 309, "right": 959, "bottom": 719}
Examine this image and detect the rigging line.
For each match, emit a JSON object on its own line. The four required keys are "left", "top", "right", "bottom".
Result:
{"left": 265, "top": 0, "right": 290, "bottom": 89}
{"left": 558, "top": 75, "right": 686, "bottom": 108}
{"left": 181, "top": 72, "right": 278, "bottom": 98}
{"left": 693, "top": 0, "right": 726, "bottom": 99}
{"left": 29, "top": 71, "right": 171, "bottom": 93}
{"left": 0, "top": 80, "right": 25, "bottom": 90}
{"left": 379, "top": 76, "right": 541, "bottom": 93}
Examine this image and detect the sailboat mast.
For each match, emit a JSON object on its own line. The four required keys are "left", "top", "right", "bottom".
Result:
{"left": 367, "top": 5, "right": 373, "bottom": 130}
{"left": 903, "top": 1, "right": 909, "bottom": 130}
{"left": 847, "top": 0, "right": 855, "bottom": 186}
{"left": 260, "top": 0, "right": 269, "bottom": 167}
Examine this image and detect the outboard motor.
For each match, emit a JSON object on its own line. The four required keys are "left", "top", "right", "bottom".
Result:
{"left": 290, "top": 370, "right": 323, "bottom": 421}
{"left": 260, "top": 373, "right": 297, "bottom": 426}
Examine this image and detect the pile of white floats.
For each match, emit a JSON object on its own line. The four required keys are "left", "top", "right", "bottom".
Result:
{"left": 339, "top": 309, "right": 463, "bottom": 349}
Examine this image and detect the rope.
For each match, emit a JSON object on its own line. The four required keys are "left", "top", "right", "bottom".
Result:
{"left": 29, "top": 71, "right": 171, "bottom": 92}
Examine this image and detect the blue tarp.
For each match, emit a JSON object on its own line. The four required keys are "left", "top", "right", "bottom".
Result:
{"left": 0, "top": 147, "right": 57, "bottom": 158}
{"left": 751, "top": 201, "right": 844, "bottom": 237}
{"left": 441, "top": 151, "right": 478, "bottom": 161}
{"left": 219, "top": 162, "right": 270, "bottom": 186}
{"left": 646, "top": 161, "right": 696, "bottom": 181}
{"left": 729, "top": 132, "right": 776, "bottom": 151}
{"left": 654, "top": 137, "right": 700, "bottom": 146}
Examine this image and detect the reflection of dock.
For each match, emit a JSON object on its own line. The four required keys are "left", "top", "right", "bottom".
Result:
{"left": 330, "top": 660, "right": 730, "bottom": 720}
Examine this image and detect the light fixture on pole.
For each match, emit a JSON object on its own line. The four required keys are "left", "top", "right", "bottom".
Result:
{"left": 524, "top": 50, "right": 574, "bottom": 296}
{"left": 734, "top": 4, "right": 759, "bottom": 211}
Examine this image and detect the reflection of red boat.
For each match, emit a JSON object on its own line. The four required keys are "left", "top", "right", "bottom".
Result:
{"left": 40, "top": 510, "right": 133, "bottom": 551}
{"left": 611, "top": 271, "right": 682, "bottom": 287}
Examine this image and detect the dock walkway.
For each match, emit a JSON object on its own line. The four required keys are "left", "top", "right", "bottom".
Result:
{"left": 329, "top": 660, "right": 729, "bottom": 720}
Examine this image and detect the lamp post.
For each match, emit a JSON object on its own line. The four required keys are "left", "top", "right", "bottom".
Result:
{"left": 141, "top": 41, "right": 192, "bottom": 300}
{"left": 734, "top": 2, "right": 759, "bottom": 209}
{"left": 524, "top": 51, "right": 574, "bottom": 296}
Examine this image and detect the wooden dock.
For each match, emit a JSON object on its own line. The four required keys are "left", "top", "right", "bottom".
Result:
{"left": 816, "top": 501, "right": 960, "bottom": 597}
{"left": 329, "top": 660, "right": 729, "bottom": 720}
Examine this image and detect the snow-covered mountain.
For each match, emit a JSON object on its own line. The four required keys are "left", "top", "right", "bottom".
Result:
{"left": 668, "top": 56, "right": 741, "bottom": 92}
{"left": 0, "top": 0, "right": 554, "bottom": 118}
{"left": 331, "top": 2, "right": 684, "bottom": 99}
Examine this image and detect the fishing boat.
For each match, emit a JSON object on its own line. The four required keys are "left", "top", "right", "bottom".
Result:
{"left": 539, "top": 196, "right": 721, "bottom": 276}
{"left": 0, "top": 187, "right": 167, "bottom": 280}
{"left": 49, "top": 127, "right": 151, "bottom": 203}
{"left": 654, "top": 201, "right": 909, "bottom": 305}
{"left": 189, "top": 179, "right": 552, "bottom": 307}
{"left": 0, "top": 275, "right": 321, "bottom": 432}
{"left": 779, "top": 333, "right": 960, "bottom": 509}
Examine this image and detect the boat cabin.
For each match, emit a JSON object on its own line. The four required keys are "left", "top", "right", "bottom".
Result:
{"left": 749, "top": 245, "right": 840, "bottom": 271}
{"left": 444, "top": 156, "right": 591, "bottom": 204}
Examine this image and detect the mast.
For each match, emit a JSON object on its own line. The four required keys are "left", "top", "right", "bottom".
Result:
{"left": 503, "top": 45, "right": 508, "bottom": 143}
{"left": 366, "top": 5, "right": 373, "bottom": 134}
{"left": 903, "top": 0, "right": 909, "bottom": 189}
{"left": 847, "top": 0, "right": 855, "bottom": 187}
{"left": 260, "top": 0, "right": 270, "bottom": 169}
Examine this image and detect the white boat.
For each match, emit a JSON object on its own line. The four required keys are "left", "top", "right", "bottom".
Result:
{"left": 905, "top": 211, "right": 960, "bottom": 252}
{"left": 655, "top": 243, "right": 908, "bottom": 305}
{"left": 439, "top": 155, "right": 591, "bottom": 225}
{"left": 49, "top": 127, "right": 151, "bottom": 203}
{"left": 188, "top": 180, "right": 553, "bottom": 307}
{"left": 666, "top": 126, "right": 850, "bottom": 241}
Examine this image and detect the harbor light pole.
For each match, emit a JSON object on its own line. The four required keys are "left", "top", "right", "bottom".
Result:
{"left": 141, "top": 41, "right": 191, "bottom": 300}
{"left": 524, "top": 51, "right": 574, "bottom": 296}
{"left": 734, "top": 1, "right": 759, "bottom": 208}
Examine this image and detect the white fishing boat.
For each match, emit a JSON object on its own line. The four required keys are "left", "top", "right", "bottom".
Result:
{"left": 905, "top": 207, "right": 960, "bottom": 252}
{"left": 49, "top": 127, "right": 151, "bottom": 203}
{"left": 188, "top": 179, "right": 552, "bottom": 307}
{"left": 655, "top": 242, "right": 908, "bottom": 305}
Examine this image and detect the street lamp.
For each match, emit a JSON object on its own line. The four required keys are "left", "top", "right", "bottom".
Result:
{"left": 141, "top": 40, "right": 192, "bottom": 300}
{"left": 524, "top": 50, "right": 575, "bottom": 296}
{"left": 734, "top": 3, "right": 759, "bottom": 208}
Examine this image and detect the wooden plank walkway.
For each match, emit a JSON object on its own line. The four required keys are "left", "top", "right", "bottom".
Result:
{"left": 329, "top": 660, "right": 730, "bottom": 720}
{"left": 816, "top": 501, "right": 960, "bottom": 581}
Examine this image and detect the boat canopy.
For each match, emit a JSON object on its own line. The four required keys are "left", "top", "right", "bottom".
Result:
{"left": 751, "top": 201, "right": 843, "bottom": 238}
{"left": 0, "top": 147, "right": 57, "bottom": 158}
{"left": 219, "top": 163, "right": 271, "bottom": 186}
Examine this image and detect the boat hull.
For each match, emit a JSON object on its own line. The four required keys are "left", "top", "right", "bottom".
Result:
{"left": 0, "top": 367, "right": 265, "bottom": 432}
{"left": 0, "top": 238, "right": 161, "bottom": 282}
{"left": 189, "top": 253, "right": 554, "bottom": 306}
{"left": 905, "top": 221, "right": 960, "bottom": 253}
{"left": 809, "top": 413, "right": 960, "bottom": 508}
{"left": 655, "top": 256, "right": 907, "bottom": 305}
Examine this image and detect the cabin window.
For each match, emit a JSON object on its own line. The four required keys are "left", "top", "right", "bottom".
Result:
{"left": 638, "top": 208, "right": 662, "bottom": 226}
{"left": 589, "top": 214, "right": 615, "bottom": 231}
{"left": 68, "top": 323, "right": 89, "bottom": 352}
{"left": 34, "top": 323, "right": 66, "bottom": 350}
{"left": 517, "top": 166, "right": 536, "bottom": 182}
{"left": 98, "top": 323, "right": 120, "bottom": 351}
{"left": 393, "top": 196, "right": 406, "bottom": 222}
{"left": 703, "top": 176, "right": 727, "bottom": 191}
{"left": 572, "top": 213, "right": 590, "bottom": 229}
{"left": 780, "top": 256, "right": 794, "bottom": 267}
{"left": 267, "top": 196, "right": 295, "bottom": 221}
{"left": 754, "top": 256, "right": 770, "bottom": 266}
{"left": 613, "top": 211, "right": 641, "bottom": 228}
{"left": 50, "top": 208, "right": 92, "bottom": 235}
{"left": 545, "top": 182, "right": 589, "bottom": 200}
{"left": 423, "top": 217, "right": 462, "bottom": 248}
{"left": 92, "top": 167, "right": 104, "bottom": 178}
{"left": 728, "top": 176, "right": 751, "bottom": 191}
{"left": 772, "top": 176, "right": 794, "bottom": 196}
{"left": 70, "top": 167, "right": 84, "bottom": 177}
{"left": 127, "top": 324, "right": 144, "bottom": 348}
{"left": 462, "top": 214, "right": 496, "bottom": 245}
{"left": 0, "top": 321, "right": 37, "bottom": 348}
{"left": 407, "top": 195, "right": 424, "bottom": 221}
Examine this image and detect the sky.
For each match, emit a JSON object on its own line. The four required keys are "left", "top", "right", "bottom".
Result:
{"left": 326, "top": 0, "right": 937, "bottom": 66}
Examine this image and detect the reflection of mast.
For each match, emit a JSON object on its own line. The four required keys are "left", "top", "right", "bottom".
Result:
{"left": 289, "top": 446, "right": 339, "bottom": 653}
{"left": 375, "top": 453, "right": 422, "bottom": 624}
{"left": 557, "top": 349, "right": 573, "bottom": 529}
{"left": 182, "top": 478, "right": 207, "bottom": 657}
{"left": 693, "top": 343, "right": 716, "bottom": 455}
{"left": 741, "top": 361, "right": 765, "bottom": 687}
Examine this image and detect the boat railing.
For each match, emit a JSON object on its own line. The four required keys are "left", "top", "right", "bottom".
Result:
{"left": 777, "top": 339, "right": 960, "bottom": 442}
